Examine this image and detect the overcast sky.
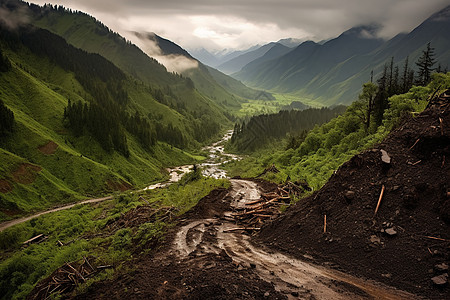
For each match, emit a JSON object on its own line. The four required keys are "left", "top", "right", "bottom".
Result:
{"left": 30, "top": 0, "right": 450, "bottom": 52}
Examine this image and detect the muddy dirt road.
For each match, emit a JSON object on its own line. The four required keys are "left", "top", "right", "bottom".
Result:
{"left": 170, "top": 179, "right": 417, "bottom": 300}
{"left": 74, "top": 179, "right": 420, "bottom": 299}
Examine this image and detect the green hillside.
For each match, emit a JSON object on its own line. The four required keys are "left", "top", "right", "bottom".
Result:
{"left": 30, "top": 5, "right": 244, "bottom": 117}
{"left": 0, "top": 22, "right": 215, "bottom": 221}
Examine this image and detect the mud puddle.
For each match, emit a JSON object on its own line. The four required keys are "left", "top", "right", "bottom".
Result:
{"left": 172, "top": 179, "right": 418, "bottom": 300}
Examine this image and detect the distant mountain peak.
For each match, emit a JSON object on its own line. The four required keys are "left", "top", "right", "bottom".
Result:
{"left": 429, "top": 5, "right": 450, "bottom": 22}
{"left": 341, "top": 24, "right": 382, "bottom": 39}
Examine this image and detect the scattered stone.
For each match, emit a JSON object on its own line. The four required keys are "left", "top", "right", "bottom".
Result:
{"left": 264, "top": 292, "right": 270, "bottom": 297}
{"left": 344, "top": 190, "right": 355, "bottom": 201}
{"left": 380, "top": 149, "right": 391, "bottom": 164}
{"left": 381, "top": 273, "right": 392, "bottom": 278}
{"left": 370, "top": 235, "right": 381, "bottom": 244}
{"left": 431, "top": 274, "right": 448, "bottom": 286}
{"left": 435, "top": 263, "right": 449, "bottom": 272}
{"left": 385, "top": 228, "right": 397, "bottom": 236}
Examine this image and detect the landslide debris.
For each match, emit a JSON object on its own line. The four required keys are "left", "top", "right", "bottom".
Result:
{"left": 258, "top": 94, "right": 450, "bottom": 299}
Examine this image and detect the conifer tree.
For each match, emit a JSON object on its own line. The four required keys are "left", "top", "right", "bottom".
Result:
{"left": 416, "top": 42, "right": 436, "bottom": 86}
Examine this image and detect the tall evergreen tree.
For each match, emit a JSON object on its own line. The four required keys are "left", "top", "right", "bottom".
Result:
{"left": 416, "top": 42, "right": 436, "bottom": 86}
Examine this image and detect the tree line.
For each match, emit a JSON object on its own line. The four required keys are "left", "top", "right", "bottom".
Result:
{"left": 351, "top": 42, "right": 444, "bottom": 134}
{"left": 230, "top": 106, "right": 346, "bottom": 152}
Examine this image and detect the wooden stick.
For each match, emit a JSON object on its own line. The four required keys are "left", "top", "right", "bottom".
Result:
{"left": 409, "top": 138, "right": 420, "bottom": 150}
{"left": 427, "top": 247, "right": 433, "bottom": 255}
{"left": 323, "top": 215, "right": 327, "bottom": 233}
{"left": 423, "top": 236, "right": 450, "bottom": 242}
{"left": 245, "top": 198, "right": 264, "bottom": 206}
{"left": 374, "top": 185, "right": 385, "bottom": 217}
{"left": 439, "top": 117, "right": 444, "bottom": 135}
{"left": 223, "top": 227, "right": 260, "bottom": 233}
{"left": 411, "top": 160, "right": 422, "bottom": 166}
{"left": 253, "top": 214, "right": 272, "bottom": 218}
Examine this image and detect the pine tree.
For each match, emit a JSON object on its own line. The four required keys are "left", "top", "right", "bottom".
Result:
{"left": 416, "top": 42, "right": 436, "bottom": 86}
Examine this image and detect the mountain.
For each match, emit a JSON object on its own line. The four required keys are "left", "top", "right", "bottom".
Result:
{"left": 233, "top": 43, "right": 293, "bottom": 79}
{"left": 189, "top": 45, "right": 260, "bottom": 67}
{"left": 234, "top": 25, "right": 384, "bottom": 102}
{"left": 217, "top": 42, "right": 283, "bottom": 74}
{"left": 277, "top": 37, "right": 303, "bottom": 48}
{"left": 205, "top": 66, "right": 275, "bottom": 101}
{"left": 132, "top": 31, "right": 274, "bottom": 106}
{"left": 0, "top": 0, "right": 240, "bottom": 219}
{"left": 234, "top": 7, "right": 450, "bottom": 105}
{"left": 187, "top": 48, "right": 221, "bottom": 67}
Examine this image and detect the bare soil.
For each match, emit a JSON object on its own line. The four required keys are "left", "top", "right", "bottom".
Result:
{"left": 70, "top": 179, "right": 416, "bottom": 300}
{"left": 106, "top": 179, "right": 133, "bottom": 192}
{"left": 38, "top": 141, "right": 58, "bottom": 155}
{"left": 12, "top": 163, "right": 42, "bottom": 184}
{"left": 258, "top": 103, "right": 450, "bottom": 299}
{"left": 0, "top": 179, "right": 12, "bottom": 193}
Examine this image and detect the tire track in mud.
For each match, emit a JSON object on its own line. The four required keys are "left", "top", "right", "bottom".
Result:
{"left": 172, "top": 179, "right": 418, "bottom": 300}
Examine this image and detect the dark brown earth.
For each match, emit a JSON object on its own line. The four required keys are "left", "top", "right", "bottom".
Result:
{"left": 258, "top": 102, "right": 450, "bottom": 299}
{"left": 12, "top": 163, "right": 42, "bottom": 184}
{"left": 70, "top": 187, "right": 286, "bottom": 300}
{"left": 0, "top": 178, "right": 12, "bottom": 193}
{"left": 106, "top": 179, "right": 133, "bottom": 192}
{"left": 38, "top": 141, "right": 58, "bottom": 155}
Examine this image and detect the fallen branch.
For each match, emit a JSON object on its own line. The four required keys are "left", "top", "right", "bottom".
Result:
{"left": 374, "top": 185, "right": 385, "bottom": 217}
{"left": 423, "top": 236, "right": 450, "bottom": 242}
{"left": 439, "top": 117, "right": 444, "bottom": 136}
{"left": 245, "top": 198, "right": 264, "bottom": 206}
{"left": 409, "top": 138, "right": 420, "bottom": 150}
{"left": 323, "top": 215, "right": 327, "bottom": 233}
{"left": 410, "top": 160, "right": 422, "bottom": 166}
{"left": 223, "top": 227, "right": 260, "bottom": 233}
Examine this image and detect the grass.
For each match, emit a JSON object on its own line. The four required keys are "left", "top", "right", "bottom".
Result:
{"left": 0, "top": 48, "right": 204, "bottom": 221}
{"left": 0, "top": 173, "right": 229, "bottom": 300}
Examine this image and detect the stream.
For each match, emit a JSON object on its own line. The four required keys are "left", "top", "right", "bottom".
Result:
{"left": 144, "top": 130, "right": 239, "bottom": 190}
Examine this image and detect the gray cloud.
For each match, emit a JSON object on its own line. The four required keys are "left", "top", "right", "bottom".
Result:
{"left": 31, "top": 0, "right": 450, "bottom": 51}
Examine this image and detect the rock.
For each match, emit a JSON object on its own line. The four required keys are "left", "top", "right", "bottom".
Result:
{"left": 264, "top": 292, "right": 270, "bottom": 297}
{"left": 344, "top": 191, "right": 355, "bottom": 201}
{"left": 381, "top": 273, "right": 392, "bottom": 278}
{"left": 370, "top": 235, "right": 381, "bottom": 244}
{"left": 380, "top": 149, "right": 391, "bottom": 164}
{"left": 385, "top": 228, "right": 397, "bottom": 236}
{"left": 436, "top": 263, "right": 449, "bottom": 272}
{"left": 291, "top": 291, "right": 299, "bottom": 297}
{"left": 431, "top": 274, "right": 448, "bottom": 286}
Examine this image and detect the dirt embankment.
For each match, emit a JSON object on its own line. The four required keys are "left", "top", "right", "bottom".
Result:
{"left": 258, "top": 101, "right": 450, "bottom": 299}
{"left": 67, "top": 178, "right": 417, "bottom": 300}
{"left": 70, "top": 186, "right": 286, "bottom": 300}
